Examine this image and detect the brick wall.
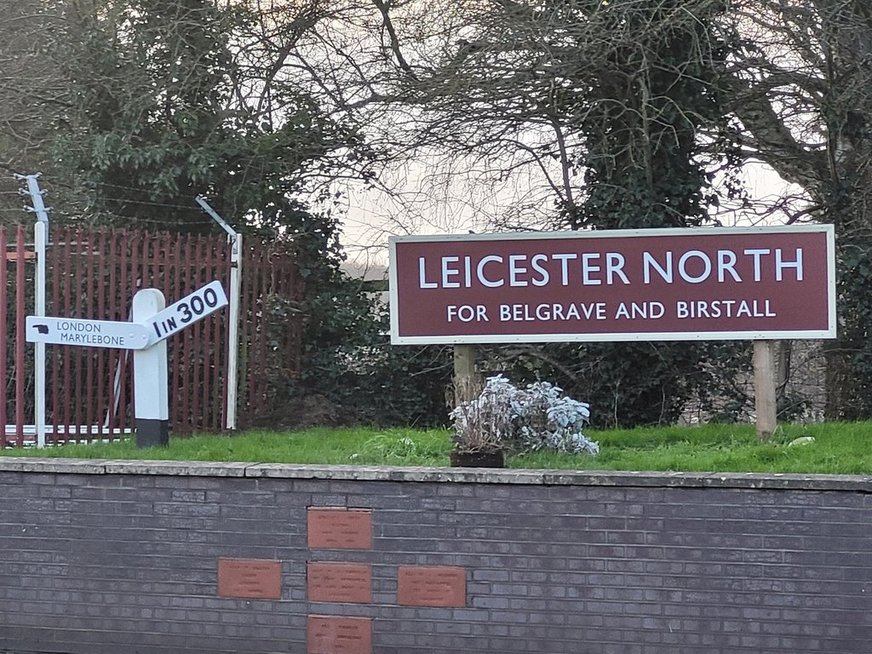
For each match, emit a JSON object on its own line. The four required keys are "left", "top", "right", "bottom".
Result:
{"left": 0, "top": 459, "right": 870, "bottom": 653}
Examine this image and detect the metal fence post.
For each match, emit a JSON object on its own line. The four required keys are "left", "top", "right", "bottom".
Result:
{"left": 18, "top": 174, "right": 50, "bottom": 447}
{"left": 195, "top": 196, "right": 241, "bottom": 431}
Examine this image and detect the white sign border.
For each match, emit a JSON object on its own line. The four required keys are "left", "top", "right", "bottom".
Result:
{"left": 388, "top": 225, "right": 837, "bottom": 345}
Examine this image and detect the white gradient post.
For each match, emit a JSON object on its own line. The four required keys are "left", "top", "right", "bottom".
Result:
{"left": 132, "top": 289, "right": 169, "bottom": 447}
{"left": 21, "top": 175, "right": 51, "bottom": 448}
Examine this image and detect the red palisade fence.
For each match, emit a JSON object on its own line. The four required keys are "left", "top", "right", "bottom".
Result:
{"left": 1, "top": 226, "right": 302, "bottom": 444}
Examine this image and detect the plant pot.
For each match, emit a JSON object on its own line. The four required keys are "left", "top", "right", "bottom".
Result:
{"left": 449, "top": 449, "right": 506, "bottom": 468}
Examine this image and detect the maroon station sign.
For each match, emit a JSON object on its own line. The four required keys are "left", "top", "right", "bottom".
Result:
{"left": 389, "top": 226, "right": 836, "bottom": 344}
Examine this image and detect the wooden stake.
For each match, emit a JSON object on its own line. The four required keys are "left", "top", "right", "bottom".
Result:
{"left": 453, "top": 345, "right": 478, "bottom": 406}
{"left": 753, "top": 340, "right": 777, "bottom": 441}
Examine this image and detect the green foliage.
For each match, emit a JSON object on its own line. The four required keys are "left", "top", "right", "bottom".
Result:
{"left": 47, "top": 0, "right": 421, "bottom": 427}
{"left": 235, "top": 267, "right": 452, "bottom": 428}
{"left": 294, "top": 280, "right": 453, "bottom": 427}
{"left": 817, "top": 69, "right": 872, "bottom": 418}
{"left": 490, "top": 341, "right": 749, "bottom": 429}
{"left": 53, "top": 0, "right": 372, "bottom": 239}
{"left": 826, "top": 225, "right": 872, "bottom": 419}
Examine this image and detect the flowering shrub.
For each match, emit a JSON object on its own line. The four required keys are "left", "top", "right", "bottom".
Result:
{"left": 450, "top": 375, "right": 599, "bottom": 455}
{"left": 449, "top": 376, "right": 517, "bottom": 453}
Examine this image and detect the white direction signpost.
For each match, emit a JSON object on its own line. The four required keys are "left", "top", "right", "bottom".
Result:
{"left": 26, "top": 316, "right": 151, "bottom": 350}
{"left": 132, "top": 281, "right": 228, "bottom": 447}
{"left": 144, "top": 280, "right": 228, "bottom": 345}
{"left": 26, "top": 280, "right": 229, "bottom": 448}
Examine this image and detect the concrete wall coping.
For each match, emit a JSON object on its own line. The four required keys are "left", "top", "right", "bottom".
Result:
{"left": 0, "top": 457, "right": 870, "bottom": 492}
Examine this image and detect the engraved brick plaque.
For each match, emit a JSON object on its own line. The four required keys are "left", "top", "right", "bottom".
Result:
{"left": 308, "top": 562, "right": 372, "bottom": 604}
{"left": 308, "top": 615, "right": 372, "bottom": 654}
{"left": 397, "top": 565, "right": 466, "bottom": 607}
{"left": 307, "top": 508, "right": 372, "bottom": 550}
{"left": 217, "top": 558, "right": 282, "bottom": 600}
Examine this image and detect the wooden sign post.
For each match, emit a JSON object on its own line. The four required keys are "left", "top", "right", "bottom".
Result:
{"left": 453, "top": 344, "right": 479, "bottom": 406}
{"left": 753, "top": 340, "right": 777, "bottom": 441}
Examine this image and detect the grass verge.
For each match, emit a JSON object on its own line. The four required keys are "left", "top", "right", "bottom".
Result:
{"left": 2, "top": 422, "right": 872, "bottom": 474}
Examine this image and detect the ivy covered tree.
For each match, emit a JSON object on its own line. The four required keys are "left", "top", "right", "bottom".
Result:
{"left": 721, "top": 0, "right": 872, "bottom": 419}
{"left": 573, "top": 0, "right": 729, "bottom": 230}
{"left": 345, "top": 0, "right": 744, "bottom": 426}
{"left": 556, "top": 0, "right": 744, "bottom": 426}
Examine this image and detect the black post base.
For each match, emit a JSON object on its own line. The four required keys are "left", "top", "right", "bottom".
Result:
{"left": 136, "top": 419, "right": 170, "bottom": 448}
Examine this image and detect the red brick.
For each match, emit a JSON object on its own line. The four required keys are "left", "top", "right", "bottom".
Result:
{"left": 397, "top": 565, "right": 466, "bottom": 607}
{"left": 308, "top": 562, "right": 372, "bottom": 604}
{"left": 307, "top": 508, "right": 372, "bottom": 549}
{"left": 307, "top": 615, "right": 372, "bottom": 654}
{"left": 217, "top": 558, "right": 281, "bottom": 600}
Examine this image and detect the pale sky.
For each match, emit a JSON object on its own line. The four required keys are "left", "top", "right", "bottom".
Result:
{"left": 338, "top": 159, "right": 809, "bottom": 271}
